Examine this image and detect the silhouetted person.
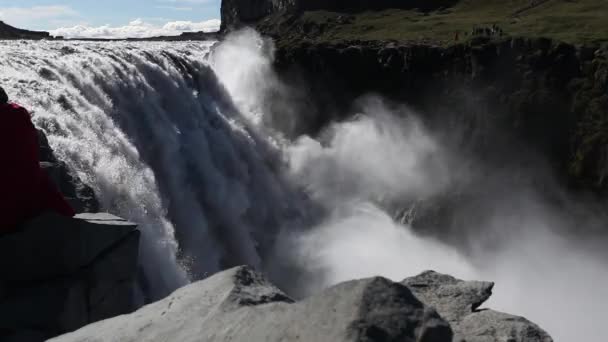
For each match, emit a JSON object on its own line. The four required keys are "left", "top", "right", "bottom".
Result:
{"left": 0, "top": 86, "right": 75, "bottom": 233}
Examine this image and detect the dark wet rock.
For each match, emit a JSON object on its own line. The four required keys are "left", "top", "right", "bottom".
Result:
{"left": 50, "top": 266, "right": 452, "bottom": 342}
{"left": 37, "top": 129, "right": 99, "bottom": 213}
{"left": 60, "top": 46, "right": 78, "bottom": 55}
{"left": 0, "top": 213, "right": 140, "bottom": 342}
{"left": 402, "top": 271, "right": 553, "bottom": 342}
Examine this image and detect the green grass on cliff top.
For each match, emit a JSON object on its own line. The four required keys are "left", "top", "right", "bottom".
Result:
{"left": 296, "top": 0, "right": 608, "bottom": 46}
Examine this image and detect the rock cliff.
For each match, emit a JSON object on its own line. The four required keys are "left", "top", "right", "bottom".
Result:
{"left": 253, "top": 34, "right": 608, "bottom": 244}
{"left": 50, "top": 266, "right": 551, "bottom": 342}
{"left": 0, "top": 21, "right": 51, "bottom": 40}
{"left": 259, "top": 35, "right": 607, "bottom": 194}
{"left": 0, "top": 213, "right": 140, "bottom": 342}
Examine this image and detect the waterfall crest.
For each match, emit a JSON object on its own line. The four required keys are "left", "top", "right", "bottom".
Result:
{"left": 0, "top": 40, "right": 305, "bottom": 299}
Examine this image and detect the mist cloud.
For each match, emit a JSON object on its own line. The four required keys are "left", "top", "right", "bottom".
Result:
{"left": 211, "top": 28, "right": 608, "bottom": 342}
{"left": 286, "top": 98, "right": 608, "bottom": 342}
{"left": 287, "top": 97, "right": 454, "bottom": 207}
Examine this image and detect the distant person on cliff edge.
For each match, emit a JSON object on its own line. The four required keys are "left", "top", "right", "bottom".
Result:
{"left": 0, "top": 86, "right": 75, "bottom": 233}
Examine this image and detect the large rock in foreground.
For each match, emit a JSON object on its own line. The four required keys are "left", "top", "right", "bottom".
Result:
{"left": 0, "top": 213, "right": 140, "bottom": 342}
{"left": 50, "top": 266, "right": 453, "bottom": 342}
{"left": 402, "top": 271, "right": 553, "bottom": 342}
{"left": 51, "top": 267, "right": 554, "bottom": 342}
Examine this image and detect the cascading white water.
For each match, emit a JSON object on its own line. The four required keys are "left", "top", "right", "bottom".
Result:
{"left": 0, "top": 39, "right": 306, "bottom": 300}
{"left": 1, "top": 30, "right": 607, "bottom": 342}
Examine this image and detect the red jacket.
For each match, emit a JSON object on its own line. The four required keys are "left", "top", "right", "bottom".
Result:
{"left": 0, "top": 103, "right": 75, "bottom": 233}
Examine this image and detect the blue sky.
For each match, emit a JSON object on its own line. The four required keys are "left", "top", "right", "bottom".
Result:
{"left": 0, "top": 0, "right": 221, "bottom": 37}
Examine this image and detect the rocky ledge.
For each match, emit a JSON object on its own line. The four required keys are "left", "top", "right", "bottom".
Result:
{"left": 50, "top": 266, "right": 552, "bottom": 342}
{"left": 0, "top": 213, "right": 141, "bottom": 342}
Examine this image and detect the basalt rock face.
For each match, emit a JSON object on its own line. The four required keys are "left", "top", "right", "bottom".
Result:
{"left": 271, "top": 37, "right": 608, "bottom": 250}
{"left": 51, "top": 267, "right": 552, "bottom": 342}
{"left": 38, "top": 129, "right": 99, "bottom": 213}
{"left": 0, "top": 213, "right": 141, "bottom": 342}
{"left": 267, "top": 37, "right": 608, "bottom": 193}
{"left": 402, "top": 271, "right": 553, "bottom": 342}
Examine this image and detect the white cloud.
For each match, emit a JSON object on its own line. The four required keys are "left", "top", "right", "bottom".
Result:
{"left": 0, "top": 5, "right": 78, "bottom": 29}
{"left": 49, "top": 18, "right": 221, "bottom": 39}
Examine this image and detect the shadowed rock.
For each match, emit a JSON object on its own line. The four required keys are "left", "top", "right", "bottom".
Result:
{"left": 0, "top": 213, "right": 140, "bottom": 342}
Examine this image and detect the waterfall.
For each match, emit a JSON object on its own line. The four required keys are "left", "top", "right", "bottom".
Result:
{"left": 0, "top": 39, "right": 306, "bottom": 299}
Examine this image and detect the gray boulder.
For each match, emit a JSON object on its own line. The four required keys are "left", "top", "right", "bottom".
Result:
{"left": 402, "top": 271, "right": 553, "bottom": 342}
{"left": 458, "top": 310, "right": 553, "bottom": 342}
{"left": 50, "top": 266, "right": 453, "bottom": 342}
{"left": 0, "top": 213, "right": 140, "bottom": 341}
{"left": 402, "top": 271, "right": 494, "bottom": 325}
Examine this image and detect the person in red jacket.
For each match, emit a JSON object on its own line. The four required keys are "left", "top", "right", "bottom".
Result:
{"left": 0, "top": 86, "right": 75, "bottom": 233}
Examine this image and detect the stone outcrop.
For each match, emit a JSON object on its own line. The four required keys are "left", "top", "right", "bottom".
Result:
{"left": 51, "top": 266, "right": 453, "bottom": 342}
{"left": 0, "top": 213, "right": 140, "bottom": 342}
{"left": 0, "top": 21, "right": 50, "bottom": 40}
{"left": 51, "top": 267, "right": 552, "bottom": 342}
{"left": 402, "top": 271, "right": 553, "bottom": 342}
